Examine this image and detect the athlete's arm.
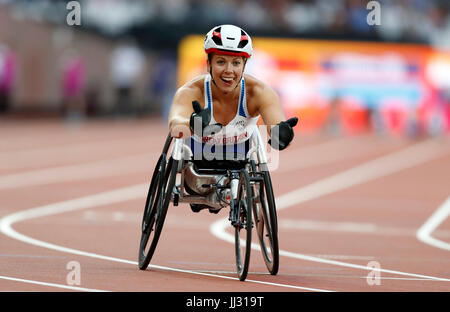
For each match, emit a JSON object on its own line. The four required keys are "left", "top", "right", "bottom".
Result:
{"left": 254, "top": 83, "right": 286, "bottom": 135}
{"left": 254, "top": 81, "right": 298, "bottom": 150}
{"left": 168, "top": 84, "right": 202, "bottom": 138}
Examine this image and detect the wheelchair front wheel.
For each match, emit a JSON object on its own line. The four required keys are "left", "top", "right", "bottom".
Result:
{"left": 234, "top": 169, "right": 253, "bottom": 281}
{"left": 138, "top": 156, "right": 178, "bottom": 270}
{"left": 251, "top": 164, "right": 279, "bottom": 275}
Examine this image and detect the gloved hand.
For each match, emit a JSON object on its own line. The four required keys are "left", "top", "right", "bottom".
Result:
{"left": 190, "top": 100, "right": 222, "bottom": 136}
{"left": 268, "top": 117, "right": 298, "bottom": 150}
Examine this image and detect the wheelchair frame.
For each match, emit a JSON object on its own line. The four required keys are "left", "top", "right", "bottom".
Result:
{"left": 138, "top": 127, "right": 279, "bottom": 281}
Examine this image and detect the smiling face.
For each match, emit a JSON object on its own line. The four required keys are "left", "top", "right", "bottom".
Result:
{"left": 208, "top": 53, "right": 246, "bottom": 93}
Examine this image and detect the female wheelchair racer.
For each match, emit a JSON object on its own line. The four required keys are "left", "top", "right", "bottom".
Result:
{"left": 138, "top": 24, "right": 298, "bottom": 281}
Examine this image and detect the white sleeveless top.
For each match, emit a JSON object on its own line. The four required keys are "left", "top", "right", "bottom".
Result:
{"left": 188, "top": 75, "right": 260, "bottom": 161}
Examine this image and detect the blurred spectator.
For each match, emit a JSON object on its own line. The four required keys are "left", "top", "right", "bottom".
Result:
{"left": 442, "top": 89, "right": 450, "bottom": 134}
{"left": 5, "top": 0, "right": 450, "bottom": 45}
{"left": 147, "top": 51, "right": 177, "bottom": 118}
{"left": 84, "top": 80, "right": 101, "bottom": 117}
{"left": 235, "top": 0, "right": 270, "bottom": 30}
{"left": 427, "top": 89, "right": 450, "bottom": 136}
{"left": 60, "top": 49, "right": 86, "bottom": 119}
{"left": 283, "top": 0, "right": 320, "bottom": 33}
{"left": 110, "top": 40, "right": 145, "bottom": 116}
{"left": 346, "top": 0, "right": 374, "bottom": 35}
{"left": 323, "top": 95, "right": 342, "bottom": 136}
{"left": 0, "top": 43, "right": 17, "bottom": 113}
{"left": 3, "top": 0, "right": 450, "bottom": 130}
{"left": 370, "top": 106, "right": 387, "bottom": 136}
{"left": 155, "top": 0, "right": 190, "bottom": 23}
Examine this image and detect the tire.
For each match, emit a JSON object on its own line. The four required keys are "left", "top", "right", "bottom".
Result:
{"left": 138, "top": 156, "right": 177, "bottom": 270}
{"left": 234, "top": 169, "right": 253, "bottom": 281}
{"left": 251, "top": 164, "right": 279, "bottom": 275}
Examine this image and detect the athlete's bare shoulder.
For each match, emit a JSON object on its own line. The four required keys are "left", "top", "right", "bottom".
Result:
{"left": 176, "top": 74, "right": 206, "bottom": 96}
{"left": 170, "top": 75, "right": 208, "bottom": 114}
{"left": 243, "top": 74, "right": 266, "bottom": 95}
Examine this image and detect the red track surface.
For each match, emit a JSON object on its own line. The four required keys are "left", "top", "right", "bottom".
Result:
{"left": 1, "top": 118, "right": 449, "bottom": 292}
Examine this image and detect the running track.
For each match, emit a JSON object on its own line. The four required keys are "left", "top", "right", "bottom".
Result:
{"left": 0, "top": 117, "right": 449, "bottom": 292}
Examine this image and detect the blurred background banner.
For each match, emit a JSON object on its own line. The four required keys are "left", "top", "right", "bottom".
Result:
{"left": 178, "top": 35, "right": 450, "bottom": 136}
{"left": 0, "top": 0, "right": 449, "bottom": 137}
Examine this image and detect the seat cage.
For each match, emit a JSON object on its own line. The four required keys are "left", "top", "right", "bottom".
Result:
{"left": 171, "top": 127, "right": 268, "bottom": 169}
{"left": 166, "top": 128, "right": 269, "bottom": 210}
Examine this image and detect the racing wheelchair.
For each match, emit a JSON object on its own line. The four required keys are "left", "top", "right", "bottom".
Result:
{"left": 138, "top": 128, "right": 279, "bottom": 281}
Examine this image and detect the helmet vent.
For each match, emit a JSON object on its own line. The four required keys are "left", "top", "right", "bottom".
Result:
{"left": 212, "top": 36, "right": 222, "bottom": 46}
{"left": 238, "top": 39, "right": 248, "bottom": 49}
{"left": 238, "top": 29, "right": 249, "bottom": 48}
{"left": 212, "top": 27, "right": 222, "bottom": 46}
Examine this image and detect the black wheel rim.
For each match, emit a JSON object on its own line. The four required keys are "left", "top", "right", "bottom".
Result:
{"left": 138, "top": 156, "right": 175, "bottom": 270}
{"left": 250, "top": 163, "right": 279, "bottom": 275}
{"left": 235, "top": 170, "right": 252, "bottom": 281}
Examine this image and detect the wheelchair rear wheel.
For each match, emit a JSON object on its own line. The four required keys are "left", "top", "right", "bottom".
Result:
{"left": 234, "top": 169, "right": 253, "bottom": 281}
{"left": 251, "top": 162, "right": 279, "bottom": 275}
{"left": 138, "top": 155, "right": 178, "bottom": 270}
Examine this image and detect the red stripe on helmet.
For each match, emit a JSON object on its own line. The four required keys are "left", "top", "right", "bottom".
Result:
{"left": 205, "top": 48, "right": 250, "bottom": 58}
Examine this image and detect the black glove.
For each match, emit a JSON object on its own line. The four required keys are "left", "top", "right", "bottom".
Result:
{"left": 190, "top": 100, "right": 222, "bottom": 136}
{"left": 268, "top": 117, "right": 298, "bottom": 150}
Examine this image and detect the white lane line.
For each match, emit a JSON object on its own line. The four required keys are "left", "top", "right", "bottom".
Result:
{"left": 279, "top": 219, "right": 379, "bottom": 233}
{"left": 0, "top": 135, "right": 155, "bottom": 171}
{"left": 210, "top": 219, "right": 450, "bottom": 282}
{"left": 75, "top": 211, "right": 450, "bottom": 238}
{"left": 210, "top": 138, "right": 450, "bottom": 281}
{"left": 275, "top": 134, "right": 401, "bottom": 173}
{"left": 275, "top": 138, "right": 449, "bottom": 209}
{"left": 0, "top": 185, "right": 332, "bottom": 292}
{"left": 416, "top": 195, "right": 450, "bottom": 251}
{"left": 0, "top": 134, "right": 356, "bottom": 189}
{"left": 0, "top": 153, "right": 156, "bottom": 190}
{"left": 278, "top": 219, "right": 450, "bottom": 237}
{"left": 0, "top": 275, "right": 109, "bottom": 292}
{"left": 1, "top": 137, "right": 448, "bottom": 291}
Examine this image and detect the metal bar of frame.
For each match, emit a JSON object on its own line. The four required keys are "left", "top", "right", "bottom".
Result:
{"left": 169, "top": 127, "right": 269, "bottom": 206}
{"left": 248, "top": 127, "right": 269, "bottom": 171}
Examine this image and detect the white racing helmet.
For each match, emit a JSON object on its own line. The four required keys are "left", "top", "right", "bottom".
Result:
{"left": 204, "top": 24, "right": 253, "bottom": 59}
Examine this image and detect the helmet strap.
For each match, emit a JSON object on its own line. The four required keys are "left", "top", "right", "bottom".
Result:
{"left": 209, "top": 65, "right": 218, "bottom": 87}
